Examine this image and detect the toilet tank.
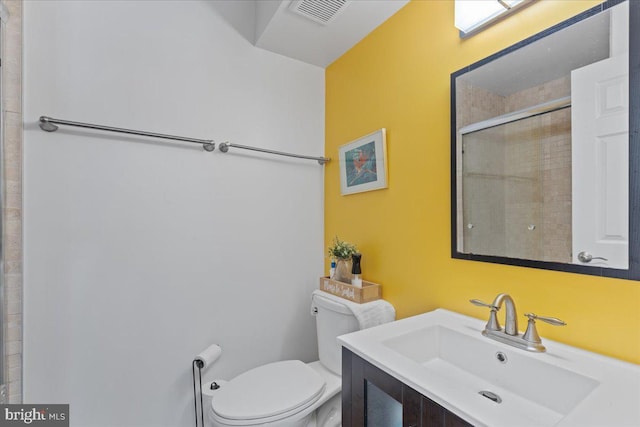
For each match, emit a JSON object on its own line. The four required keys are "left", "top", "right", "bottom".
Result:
{"left": 312, "top": 293, "right": 359, "bottom": 375}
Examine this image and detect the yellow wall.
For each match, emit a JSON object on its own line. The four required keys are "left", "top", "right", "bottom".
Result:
{"left": 325, "top": 0, "right": 640, "bottom": 364}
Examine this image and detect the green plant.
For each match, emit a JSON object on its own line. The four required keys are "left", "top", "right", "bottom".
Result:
{"left": 327, "top": 236, "right": 357, "bottom": 260}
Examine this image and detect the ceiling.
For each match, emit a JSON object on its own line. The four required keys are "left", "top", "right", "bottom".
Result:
{"left": 209, "top": 0, "right": 410, "bottom": 68}
{"left": 458, "top": 7, "right": 611, "bottom": 96}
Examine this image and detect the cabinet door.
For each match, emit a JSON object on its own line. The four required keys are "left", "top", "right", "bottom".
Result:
{"left": 422, "top": 396, "right": 472, "bottom": 427}
{"left": 343, "top": 347, "right": 404, "bottom": 426}
{"left": 342, "top": 348, "right": 473, "bottom": 427}
{"left": 422, "top": 395, "right": 444, "bottom": 426}
{"left": 342, "top": 349, "right": 407, "bottom": 427}
{"left": 444, "top": 413, "right": 474, "bottom": 427}
{"left": 402, "top": 385, "right": 423, "bottom": 427}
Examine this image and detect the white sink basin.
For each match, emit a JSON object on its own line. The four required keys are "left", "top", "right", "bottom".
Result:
{"left": 383, "top": 325, "right": 598, "bottom": 425}
{"left": 338, "top": 309, "right": 640, "bottom": 427}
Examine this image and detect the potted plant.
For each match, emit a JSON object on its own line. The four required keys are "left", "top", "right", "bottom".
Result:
{"left": 327, "top": 236, "right": 358, "bottom": 283}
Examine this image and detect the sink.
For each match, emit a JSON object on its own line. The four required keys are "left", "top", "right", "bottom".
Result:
{"left": 383, "top": 325, "right": 598, "bottom": 426}
{"left": 338, "top": 309, "right": 640, "bottom": 427}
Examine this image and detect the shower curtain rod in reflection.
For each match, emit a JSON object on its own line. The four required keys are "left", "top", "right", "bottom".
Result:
{"left": 38, "top": 116, "right": 330, "bottom": 165}
{"left": 458, "top": 96, "right": 571, "bottom": 135}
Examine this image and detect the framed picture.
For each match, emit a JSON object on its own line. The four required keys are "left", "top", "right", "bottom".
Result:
{"left": 339, "top": 128, "right": 388, "bottom": 195}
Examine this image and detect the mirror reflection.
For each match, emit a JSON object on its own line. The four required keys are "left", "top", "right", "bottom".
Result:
{"left": 453, "top": 1, "right": 629, "bottom": 270}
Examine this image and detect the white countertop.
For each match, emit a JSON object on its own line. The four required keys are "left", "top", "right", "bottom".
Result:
{"left": 338, "top": 309, "right": 640, "bottom": 427}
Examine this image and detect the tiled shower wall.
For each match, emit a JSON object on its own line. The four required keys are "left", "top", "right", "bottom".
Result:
{"left": 2, "top": 0, "right": 23, "bottom": 404}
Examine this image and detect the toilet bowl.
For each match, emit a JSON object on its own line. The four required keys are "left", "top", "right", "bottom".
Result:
{"left": 206, "top": 291, "right": 394, "bottom": 427}
{"left": 208, "top": 360, "right": 341, "bottom": 427}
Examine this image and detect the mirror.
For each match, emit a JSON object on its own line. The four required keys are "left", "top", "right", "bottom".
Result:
{"left": 451, "top": 0, "right": 639, "bottom": 280}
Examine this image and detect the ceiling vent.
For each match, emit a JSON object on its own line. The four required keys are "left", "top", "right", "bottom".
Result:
{"left": 288, "top": 0, "right": 349, "bottom": 26}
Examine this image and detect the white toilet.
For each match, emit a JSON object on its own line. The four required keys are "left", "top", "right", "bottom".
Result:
{"left": 206, "top": 290, "right": 394, "bottom": 427}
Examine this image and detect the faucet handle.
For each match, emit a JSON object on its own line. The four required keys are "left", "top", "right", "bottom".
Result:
{"left": 523, "top": 313, "right": 566, "bottom": 347}
{"left": 469, "top": 299, "right": 498, "bottom": 310}
{"left": 470, "top": 299, "right": 501, "bottom": 331}
{"left": 525, "top": 313, "right": 566, "bottom": 326}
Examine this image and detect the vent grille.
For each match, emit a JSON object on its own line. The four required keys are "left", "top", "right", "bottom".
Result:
{"left": 289, "top": 0, "right": 349, "bottom": 25}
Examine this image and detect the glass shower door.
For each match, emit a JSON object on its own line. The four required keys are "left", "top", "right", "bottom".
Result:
{"left": 461, "top": 108, "right": 572, "bottom": 263}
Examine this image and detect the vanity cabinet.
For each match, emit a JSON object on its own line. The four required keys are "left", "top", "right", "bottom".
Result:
{"left": 342, "top": 348, "right": 473, "bottom": 427}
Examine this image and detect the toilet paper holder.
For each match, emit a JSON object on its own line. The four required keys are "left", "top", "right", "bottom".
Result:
{"left": 192, "top": 344, "right": 222, "bottom": 427}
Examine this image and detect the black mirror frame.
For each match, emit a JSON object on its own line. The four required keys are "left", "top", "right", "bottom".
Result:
{"left": 450, "top": 0, "right": 639, "bottom": 281}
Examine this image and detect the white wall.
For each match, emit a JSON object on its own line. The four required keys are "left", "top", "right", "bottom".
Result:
{"left": 23, "top": 1, "right": 325, "bottom": 426}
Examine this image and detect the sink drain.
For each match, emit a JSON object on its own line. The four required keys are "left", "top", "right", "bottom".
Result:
{"left": 479, "top": 390, "right": 502, "bottom": 403}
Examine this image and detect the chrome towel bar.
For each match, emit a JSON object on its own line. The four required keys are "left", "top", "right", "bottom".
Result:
{"left": 39, "top": 116, "right": 215, "bottom": 151}
{"left": 218, "top": 142, "right": 330, "bottom": 165}
{"left": 39, "top": 116, "right": 330, "bottom": 164}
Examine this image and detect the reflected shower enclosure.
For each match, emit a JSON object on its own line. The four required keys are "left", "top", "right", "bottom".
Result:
{"left": 461, "top": 108, "right": 572, "bottom": 263}
{"left": 452, "top": 0, "right": 634, "bottom": 277}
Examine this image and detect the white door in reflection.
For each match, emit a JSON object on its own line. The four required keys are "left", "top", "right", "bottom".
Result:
{"left": 572, "top": 52, "right": 629, "bottom": 269}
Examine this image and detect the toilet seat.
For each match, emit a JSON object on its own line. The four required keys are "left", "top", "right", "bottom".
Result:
{"left": 210, "top": 360, "right": 326, "bottom": 426}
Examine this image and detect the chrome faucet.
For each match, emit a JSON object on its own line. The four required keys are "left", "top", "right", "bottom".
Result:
{"left": 470, "top": 294, "right": 566, "bottom": 352}
{"left": 493, "top": 293, "right": 518, "bottom": 335}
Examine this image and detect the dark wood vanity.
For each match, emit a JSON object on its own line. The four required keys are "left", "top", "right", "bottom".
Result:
{"left": 342, "top": 348, "right": 473, "bottom": 427}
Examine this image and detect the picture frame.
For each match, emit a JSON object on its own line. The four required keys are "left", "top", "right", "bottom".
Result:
{"left": 339, "top": 129, "right": 388, "bottom": 195}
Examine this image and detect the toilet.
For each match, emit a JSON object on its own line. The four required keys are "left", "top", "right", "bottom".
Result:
{"left": 206, "top": 290, "right": 395, "bottom": 427}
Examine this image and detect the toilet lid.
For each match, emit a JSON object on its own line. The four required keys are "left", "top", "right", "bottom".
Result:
{"left": 212, "top": 360, "right": 325, "bottom": 422}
